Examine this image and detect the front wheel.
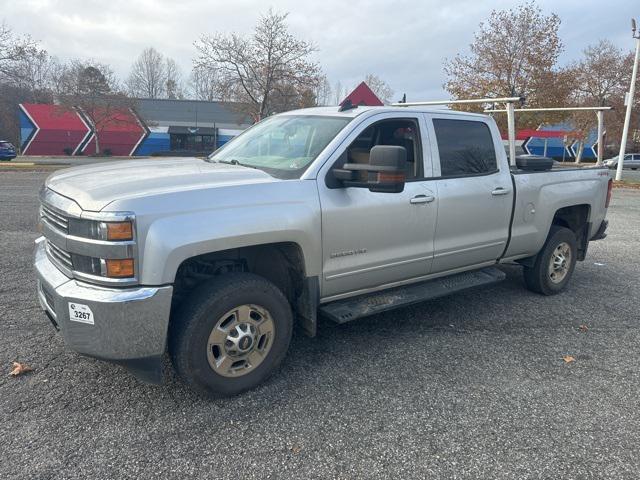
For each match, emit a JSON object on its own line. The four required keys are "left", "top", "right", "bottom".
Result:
{"left": 523, "top": 226, "right": 578, "bottom": 295}
{"left": 170, "top": 273, "right": 293, "bottom": 397}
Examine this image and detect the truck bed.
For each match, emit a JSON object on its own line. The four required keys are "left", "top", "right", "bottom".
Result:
{"left": 503, "top": 165, "right": 610, "bottom": 261}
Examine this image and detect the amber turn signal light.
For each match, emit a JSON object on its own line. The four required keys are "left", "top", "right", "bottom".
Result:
{"left": 105, "top": 259, "right": 134, "bottom": 278}
{"left": 106, "top": 222, "right": 133, "bottom": 241}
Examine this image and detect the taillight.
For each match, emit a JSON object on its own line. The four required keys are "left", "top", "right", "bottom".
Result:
{"left": 605, "top": 178, "right": 613, "bottom": 208}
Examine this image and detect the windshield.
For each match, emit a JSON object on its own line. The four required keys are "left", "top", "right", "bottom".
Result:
{"left": 208, "top": 115, "right": 352, "bottom": 179}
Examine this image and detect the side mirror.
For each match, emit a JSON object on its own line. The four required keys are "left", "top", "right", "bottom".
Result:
{"left": 367, "top": 145, "right": 406, "bottom": 193}
{"left": 331, "top": 145, "right": 407, "bottom": 193}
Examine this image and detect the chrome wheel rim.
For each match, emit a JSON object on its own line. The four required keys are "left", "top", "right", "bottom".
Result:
{"left": 206, "top": 304, "right": 275, "bottom": 378}
{"left": 548, "top": 242, "right": 572, "bottom": 284}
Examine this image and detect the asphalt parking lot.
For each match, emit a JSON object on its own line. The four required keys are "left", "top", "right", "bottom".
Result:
{"left": 1, "top": 168, "right": 639, "bottom": 480}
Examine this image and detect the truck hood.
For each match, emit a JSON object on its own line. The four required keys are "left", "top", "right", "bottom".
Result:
{"left": 46, "top": 158, "right": 277, "bottom": 211}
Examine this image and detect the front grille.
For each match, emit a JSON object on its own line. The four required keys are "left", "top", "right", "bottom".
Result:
{"left": 46, "top": 240, "right": 73, "bottom": 271}
{"left": 41, "top": 204, "right": 69, "bottom": 233}
{"left": 39, "top": 189, "right": 138, "bottom": 286}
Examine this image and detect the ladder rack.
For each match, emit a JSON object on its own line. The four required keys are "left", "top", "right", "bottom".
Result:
{"left": 391, "top": 96, "right": 523, "bottom": 166}
{"left": 484, "top": 106, "right": 613, "bottom": 165}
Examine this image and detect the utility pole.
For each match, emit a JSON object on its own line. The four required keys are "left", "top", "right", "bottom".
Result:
{"left": 596, "top": 109, "right": 604, "bottom": 166}
{"left": 616, "top": 18, "right": 640, "bottom": 181}
{"left": 506, "top": 102, "right": 516, "bottom": 166}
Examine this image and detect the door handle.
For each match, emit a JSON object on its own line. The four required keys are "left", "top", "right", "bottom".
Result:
{"left": 491, "top": 188, "right": 511, "bottom": 196}
{"left": 410, "top": 195, "right": 435, "bottom": 204}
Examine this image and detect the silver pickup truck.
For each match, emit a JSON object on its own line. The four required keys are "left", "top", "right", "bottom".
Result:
{"left": 35, "top": 105, "right": 611, "bottom": 396}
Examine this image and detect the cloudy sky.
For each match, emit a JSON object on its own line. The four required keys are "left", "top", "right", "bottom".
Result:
{"left": 3, "top": 0, "right": 638, "bottom": 100}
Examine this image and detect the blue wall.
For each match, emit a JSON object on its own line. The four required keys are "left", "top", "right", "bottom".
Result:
{"left": 524, "top": 122, "right": 598, "bottom": 159}
{"left": 133, "top": 129, "right": 242, "bottom": 156}
{"left": 19, "top": 109, "right": 35, "bottom": 151}
{"left": 134, "top": 131, "right": 170, "bottom": 156}
{"left": 217, "top": 134, "right": 236, "bottom": 148}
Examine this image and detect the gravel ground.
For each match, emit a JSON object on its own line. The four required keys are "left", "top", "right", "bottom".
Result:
{"left": 1, "top": 170, "right": 639, "bottom": 480}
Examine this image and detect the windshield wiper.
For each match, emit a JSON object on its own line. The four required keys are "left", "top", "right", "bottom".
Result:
{"left": 215, "top": 159, "right": 258, "bottom": 169}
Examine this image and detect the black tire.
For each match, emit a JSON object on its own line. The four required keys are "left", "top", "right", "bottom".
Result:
{"left": 523, "top": 226, "right": 578, "bottom": 295}
{"left": 169, "top": 272, "right": 293, "bottom": 397}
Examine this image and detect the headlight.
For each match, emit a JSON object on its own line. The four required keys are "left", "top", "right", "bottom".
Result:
{"left": 100, "top": 221, "right": 133, "bottom": 241}
{"left": 72, "top": 254, "right": 135, "bottom": 279}
{"left": 105, "top": 258, "right": 135, "bottom": 277}
{"left": 66, "top": 216, "right": 136, "bottom": 281}
{"left": 69, "top": 219, "right": 134, "bottom": 241}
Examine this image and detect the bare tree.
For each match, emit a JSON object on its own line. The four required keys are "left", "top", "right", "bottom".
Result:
{"left": 314, "top": 75, "right": 332, "bottom": 106}
{"left": 569, "top": 39, "right": 636, "bottom": 157}
{"left": 572, "top": 40, "right": 633, "bottom": 105}
{"left": 0, "top": 20, "right": 63, "bottom": 94}
{"left": 59, "top": 60, "right": 115, "bottom": 96}
{"left": 127, "top": 47, "right": 166, "bottom": 99}
{"left": 58, "top": 60, "right": 136, "bottom": 154}
{"left": 189, "top": 65, "right": 222, "bottom": 101}
{"left": 0, "top": 22, "right": 57, "bottom": 146}
{"left": 165, "top": 58, "right": 184, "bottom": 99}
{"left": 333, "top": 80, "right": 344, "bottom": 105}
{"left": 12, "top": 50, "right": 64, "bottom": 94}
{"left": 127, "top": 48, "right": 185, "bottom": 100}
{"left": 0, "top": 82, "right": 54, "bottom": 147}
{"left": 364, "top": 73, "right": 394, "bottom": 104}
{"left": 444, "top": 2, "right": 566, "bottom": 128}
{"left": 0, "top": 21, "right": 40, "bottom": 83}
{"left": 194, "top": 9, "right": 322, "bottom": 121}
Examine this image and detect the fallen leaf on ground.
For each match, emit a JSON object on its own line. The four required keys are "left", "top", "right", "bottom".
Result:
{"left": 9, "top": 361, "right": 33, "bottom": 376}
{"left": 562, "top": 355, "right": 576, "bottom": 364}
{"left": 579, "top": 324, "right": 589, "bottom": 332}
{"left": 291, "top": 445, "right": 302, "bottom": 454}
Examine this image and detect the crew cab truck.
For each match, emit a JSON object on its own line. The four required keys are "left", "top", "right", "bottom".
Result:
{"left": 34, "top": 105, "right": 612, "bottom": 397}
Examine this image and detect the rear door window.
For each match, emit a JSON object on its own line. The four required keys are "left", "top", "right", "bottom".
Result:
{"left": 432, "top": 119, "right": 498, "bottom": 177}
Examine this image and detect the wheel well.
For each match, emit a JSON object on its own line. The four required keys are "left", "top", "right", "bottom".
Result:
{"left": 551, "top": 204, "right": 590, "bottom": 260}
{"left": 171, "top": 242, "right": 306, "bottom": 312}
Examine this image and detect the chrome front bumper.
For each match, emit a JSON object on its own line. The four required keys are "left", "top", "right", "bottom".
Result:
{"left": 34, "top": 237, "right": 173, "bottom": 383}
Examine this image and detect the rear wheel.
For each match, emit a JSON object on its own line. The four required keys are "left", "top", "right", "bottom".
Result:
{"left": 523, "top": 226, "right": 578, "bottom": 295}
{"left": 170, "top": 273, "right": 293, "bottom": 397}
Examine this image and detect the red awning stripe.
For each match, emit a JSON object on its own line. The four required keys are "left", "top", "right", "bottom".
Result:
{"left": 501, "top": 129, "right": 580, "bottom": 140}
